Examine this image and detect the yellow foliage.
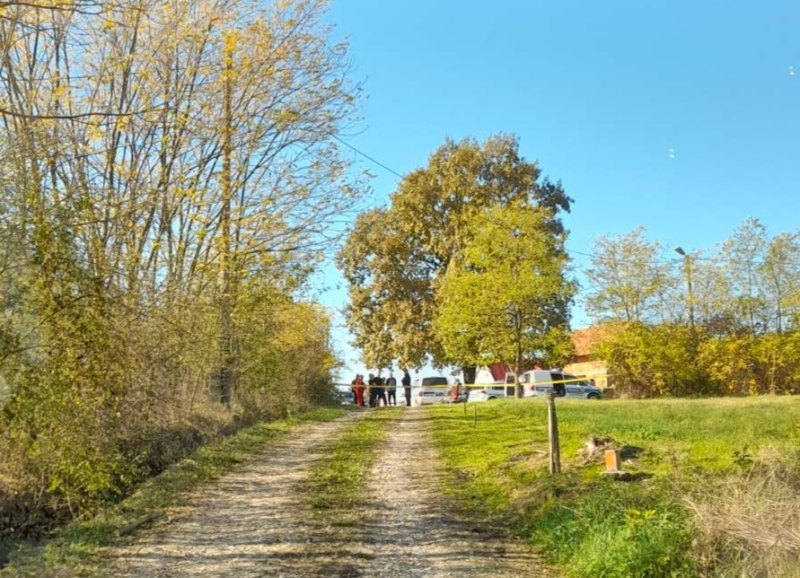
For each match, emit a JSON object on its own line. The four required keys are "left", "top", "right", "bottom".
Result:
{"left": 0, "top": 0, "right": 361, "bottom": 539}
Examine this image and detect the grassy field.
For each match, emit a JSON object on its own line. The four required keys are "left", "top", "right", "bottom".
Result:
{"left": 0, "top": 407, "right": 348, "bottom": 578}
{"left": 427, "top": 396, "right": 800, "bottom": 578}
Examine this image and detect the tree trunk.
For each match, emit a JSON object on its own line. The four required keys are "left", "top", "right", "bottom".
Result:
{"left": 218, "top": 38, "right": 234, "bottom": 409}
{"left": 515, "top": 331, "right": 523, "bottom": 398}
{"left": 460, "top": 365, "right": 476, "bottom": 385}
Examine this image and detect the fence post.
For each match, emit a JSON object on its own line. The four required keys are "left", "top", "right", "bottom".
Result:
{"left": 547, "top": 393, "right": 561, "bottom": 474}
{"left": 473, "top": 404, "right": 477, "bottom": 428}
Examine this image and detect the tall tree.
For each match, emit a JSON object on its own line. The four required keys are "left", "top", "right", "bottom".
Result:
{"left": 585, "top": 227, "right": 675, "bottom": 323}
{"left": 690, "top": 254, "right": 739, "bottom": 335}
{"left": 760, "top": 231, "right": 800, "bottom": 333}
{"left": 337, "top": 134, "right": 572, "bottom": 372}
{"left": 720, "top": 218, "right": 770, "bottom": 335}
{"left": 690, "top": 222, "right": 800, "bottom": 335}
{"left": 435, "top": 203, "right": 575, "bottom": 397}
{"left": 0, "top": 0, "right": 365, "bottom": 525}
{"left": 0, "top": 0, "right": 365, "bottom": 403}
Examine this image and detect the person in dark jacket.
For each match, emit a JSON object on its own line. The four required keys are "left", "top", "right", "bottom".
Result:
{"left": 367, "top": 373, "right": 377, "bottom": 407}
{"left": 402, "top": 369, "right": 412, "bottom": 407}
{"left": 374, "top": 374, "right": 387, "bottom": 407}
{"left": 386, "top": 372, "right": 397, "bottom": 406}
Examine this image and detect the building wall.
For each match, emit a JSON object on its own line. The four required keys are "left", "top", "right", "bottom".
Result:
{"left": 563, "top": 360, "right": 610, "bottom": 389}
{"left": 474, "top": 366, "right": 498, "bottom": 384}
{"left": 474, "top": 364, "right": 515, "bottom": 384}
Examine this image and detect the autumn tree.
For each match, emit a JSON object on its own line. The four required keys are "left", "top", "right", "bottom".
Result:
{"left": 597, "top": 323, "right": 716, "bottom": 398}
{"left": 691, "top": 219, "right": 800, "bottom": 335}
{"left": 435, "top": 203, "right": 575, "bottom": 397}
{"left": 585, "top": 228, "right": 676, "bottom": 323}
{"left": 0, "top": 0, "right": 363, "bottom": 390}
{"left": 713, "top": 219, "right": 768, "bottom": 334}
{"left": 688, "top": 255, "right": 738, "bottom": 335}
{"left": 759, "top": 231, "right": 800, "bottom": 333}
{"left": 0, "top": 0, "right": 364, "bottom": 532}
{"left": 338, "top": 134, "right": 572, "bottom": 374}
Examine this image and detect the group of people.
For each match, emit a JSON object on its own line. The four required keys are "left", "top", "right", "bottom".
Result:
{"left": 350, "top": 369, "right": 413, "bottom": 407}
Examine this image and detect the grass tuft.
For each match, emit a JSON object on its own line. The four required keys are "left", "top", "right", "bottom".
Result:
{"left": 688, "top": 450, "right": 800, "bottom": 578}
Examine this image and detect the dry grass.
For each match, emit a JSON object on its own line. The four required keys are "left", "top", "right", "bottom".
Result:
{"left": 688, "top": 451, "right": 800, "bottom": 578}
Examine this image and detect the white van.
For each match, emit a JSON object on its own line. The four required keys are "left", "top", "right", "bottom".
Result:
{"left": 470, "top": 373, "right": 529, "bottom": 401}
{"left": 469, "top": 382, "right": 517, "bottom": 402}
{"left": 519, "top": 370, "right": 603, "bottom": 399}
{"left": 471, "top": 370, "right": 552, "bottom": 401}
{"left": 467, "top": 367, "right": 603, "bottom": 401}
{"left": 411, "top": 376, "right": 450, "bottom": 406}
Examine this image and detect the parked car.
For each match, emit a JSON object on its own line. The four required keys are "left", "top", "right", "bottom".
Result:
{"left": 468, "top": 384, "right": 516, "bottom": 402}
{"left": 522, "top": 370, "right": 603, "bottom": 399}
{"left": 463, "top": 368, "right": 602, "bottom": 402}
{"left": 333, "top": 386, "right": 355, "bottom": 405}
{"left": 411, "top": 376, "right": 450, "bottom": 406}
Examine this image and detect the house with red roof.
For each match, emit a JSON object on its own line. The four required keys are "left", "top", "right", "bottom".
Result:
{"left": 465, "top": 325, "right": 616, "bottom": 388}
{"left": 562, "top": 325, "right": 617, "bottom": 389}
{"left": 474, "top": 362, "right": 542, "bottom": 385}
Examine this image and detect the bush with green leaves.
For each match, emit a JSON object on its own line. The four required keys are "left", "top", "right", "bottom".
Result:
{"left": 595, "top": 322, "right": 717, "bottom": 397}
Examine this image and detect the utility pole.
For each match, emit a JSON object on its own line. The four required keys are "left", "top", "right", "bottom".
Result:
{"left": 218, "top": 35, "right": 234, "bottom": 409}
{"left": 675, "top": 247, "right": 695, "bottom": 332}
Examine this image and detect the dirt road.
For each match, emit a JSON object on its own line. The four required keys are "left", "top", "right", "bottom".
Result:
{"left": 111, "top": 409, "right": 549, "bottom": 577}
{"left": 357, "top": 410, "right": 548, "bottom": 577}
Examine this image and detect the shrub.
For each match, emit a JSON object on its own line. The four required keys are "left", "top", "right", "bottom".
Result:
{"left": 595, "top": 322, "right": 717, "bottom": 398}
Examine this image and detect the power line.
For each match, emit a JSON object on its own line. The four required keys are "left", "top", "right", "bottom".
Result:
{"left": 333, "top": 135, "right": 405, "bottom": 179}
{"left": 326, "top": 145, "right": 646, "bottom": 263}
{"left": 331, "top": 139, "right": 800, "bottom": 268}
{"left": 566, "top": 248, "right": 595, "bottom": 259}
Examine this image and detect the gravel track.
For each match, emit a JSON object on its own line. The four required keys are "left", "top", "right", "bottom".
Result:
{"left": 357, "top": 409, "right": 549, "bottom": 577}
{"left": 110, "top": 408, "right": 550, "bottom": 577}
{"left": 111, "top": 413, "right": 365, "bottom": 578}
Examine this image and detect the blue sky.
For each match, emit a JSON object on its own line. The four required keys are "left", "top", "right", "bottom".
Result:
{"left": 318, "top": 0, "right": 800, "bottom": 379}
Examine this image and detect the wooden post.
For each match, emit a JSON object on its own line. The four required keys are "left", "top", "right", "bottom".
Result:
{"left": 463, "top": 398, "right": 467, "bottom": 416}
{"left": 473, "top": 404, "right": 477, "bottom": 428}
{"left": 547, "top": 393, "right": 561, "bottom": 474}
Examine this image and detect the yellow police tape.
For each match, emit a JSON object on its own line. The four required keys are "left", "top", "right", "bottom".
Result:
{"left": 336, "top": 375, "right": 606, "bottom": 390}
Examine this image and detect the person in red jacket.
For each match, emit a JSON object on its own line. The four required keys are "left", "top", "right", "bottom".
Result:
{"left": 450, "top": 379, "right": 462, "bottom": 401}
{"left": 353, "top": 374, "right": 365, "bottom": 407}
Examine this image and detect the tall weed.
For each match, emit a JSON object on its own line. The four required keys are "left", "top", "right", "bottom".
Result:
{"left": 688, "top": 450, "right": 800, "bottom": 578}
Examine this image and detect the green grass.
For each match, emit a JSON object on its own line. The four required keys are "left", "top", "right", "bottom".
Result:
{"left": 306, "top": 408, "right": 400, "bottom": 517}
{"left": 1, "top": 407, "right": 348, "bottom": 578}
{"left": 426, "top": 396, "right": 800, "bottom": 578}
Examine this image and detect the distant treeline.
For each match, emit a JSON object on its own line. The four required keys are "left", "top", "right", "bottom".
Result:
{"left": 587, "top": 221, "right": 800, "bottom": 397}
{"left": 598, "top": 322, "right": 800, "bottom": 397}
